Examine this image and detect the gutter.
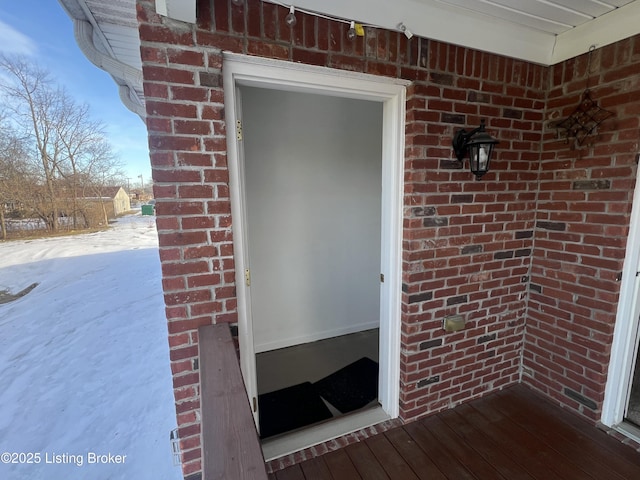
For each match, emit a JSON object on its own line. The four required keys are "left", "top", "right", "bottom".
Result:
{"left": 73, "top": 19, "right": 146, "bottom": 120}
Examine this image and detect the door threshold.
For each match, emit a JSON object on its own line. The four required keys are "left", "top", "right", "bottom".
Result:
{"left": 261, "top": 405, "right": 390, "bottom": 461}
{"left": 613, "top": 421, "right": 640, "bottom": 445}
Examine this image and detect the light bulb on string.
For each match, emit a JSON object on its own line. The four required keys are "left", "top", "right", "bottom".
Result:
{"left": 285, "top": 6, "right": 297, "bottom": 27}
{"left": 231, "top": 0, "right": 244, "bottom": 6}
{"left": 397, "top": 22, "right": 413, "bottom": 39}
{"left": 347, "top": 21, "right": 357, "bottom": 41}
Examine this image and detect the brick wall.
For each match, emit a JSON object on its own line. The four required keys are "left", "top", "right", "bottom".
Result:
{"left": 523, "top": 39, "right": 640, "bottom": 421}
{"left": 136, "top": 0, "right": 639, "bottom": 478}
{"left": 399, "top": 49, "right": 545, "bottom": 422}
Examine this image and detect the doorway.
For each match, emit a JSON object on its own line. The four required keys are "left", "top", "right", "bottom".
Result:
{"left": 241, "top": 85, "right": 383, "bottom": 440}
{"left": 241, "top": 86, "right": 383, "bottom": 354}
{"left": 223, "top": 53, "right": 406, "bottom": 459}
{"left": 627, "top": 351, "right": 640, "bottom": 426}
{"left": 603, "top": 164, "right": 640, "bottom": 442}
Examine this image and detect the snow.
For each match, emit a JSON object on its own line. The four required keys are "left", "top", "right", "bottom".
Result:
{"left": 0, "top": 213, "right": 182, "bottom": 480}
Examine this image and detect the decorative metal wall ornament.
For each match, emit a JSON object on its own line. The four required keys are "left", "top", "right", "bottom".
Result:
{"left": 552, "top": 45, "right": 614, "bottom": 148}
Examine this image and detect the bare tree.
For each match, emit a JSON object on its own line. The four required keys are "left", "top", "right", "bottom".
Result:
{"left": 55, "top": 99, "right": 116, "bottom": 228}
{"left": 83, "top": 138, "right": 124, "bottom": 227}
{"left": 0, "top": 130, "right": 27, "bottom": 239}
{"left": 0, "top": 55, "right": 123, "bottom": 234}
{"left": 0, "top": 111, "right": 43, "bottom": 238}
{"left": 0, "top": 56, "right": 65, "bottom": 231}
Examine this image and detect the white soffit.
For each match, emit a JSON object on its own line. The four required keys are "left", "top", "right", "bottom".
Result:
{"left": 550, "top": 1, "right": 640, "bottom": 64}
{"left": 58, "top": 0, "right": 145, "bottom": 119}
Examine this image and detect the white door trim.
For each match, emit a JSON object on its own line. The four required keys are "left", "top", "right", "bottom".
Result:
{"left": 602, "top": 164, "right": 640, "bottom": 432}
{"left": 223, "top": 52, "right": 407, "bottom": 429}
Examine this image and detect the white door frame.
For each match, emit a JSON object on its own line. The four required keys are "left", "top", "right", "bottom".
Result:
{"left": 602, "top": 163, "right": 640, "bottom": 441}
{"left": 223, "top": 52, "right": 407, "bottom": 430}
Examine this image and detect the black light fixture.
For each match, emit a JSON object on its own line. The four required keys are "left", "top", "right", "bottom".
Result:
{"left": 452, "top": 119, "right": 499, "bottom": 180}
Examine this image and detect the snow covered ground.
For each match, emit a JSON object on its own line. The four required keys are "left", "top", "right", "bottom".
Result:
{"left": 0, "top": 213, "right": 182, "bottom": 480}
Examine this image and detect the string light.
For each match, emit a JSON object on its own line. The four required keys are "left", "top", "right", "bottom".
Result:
{"left": 260, "top": 1, "right": 411, "bottom": 41}
{"left": 285, "top": 6, "right": 297, "bottom": 27}
{"left": 347, "top": 21, "right": 357, "bottom": 41}
{"left": 231, "top": 0, "right": 244, "bottom": 6}
{"left": 397, "top": 22, "right": 413, "bottom": 39}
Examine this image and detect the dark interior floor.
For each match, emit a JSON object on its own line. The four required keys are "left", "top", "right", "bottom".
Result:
{"left": 256, "top": 329, "right": 380, "bottom": 438}
{"left": 256, "top": 329, "right": 379, "bottom": 395}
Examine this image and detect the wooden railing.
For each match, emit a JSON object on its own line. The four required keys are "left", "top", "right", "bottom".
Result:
{"left": 198, "top": 324, "right": 268, "bottom": 480}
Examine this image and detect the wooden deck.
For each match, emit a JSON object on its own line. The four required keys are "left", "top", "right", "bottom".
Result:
{"left": 269, "top": 384, "right": 640, "bottom": 480}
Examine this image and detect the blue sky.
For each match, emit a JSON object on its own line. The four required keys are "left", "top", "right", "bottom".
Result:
{"left": 0, "top": 0, "right": 152, "bottom": 185}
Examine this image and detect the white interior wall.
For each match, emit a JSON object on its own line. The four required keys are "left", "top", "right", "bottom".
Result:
{"left": 241, "top": 86, "right": 383, "bottom": 352}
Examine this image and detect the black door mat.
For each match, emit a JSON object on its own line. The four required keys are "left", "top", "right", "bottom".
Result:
{"left": 314, "top": 357, "right": 379, "bottom": 414}
{"left": 258, "top": 381, "right": 333, "bottom": 439}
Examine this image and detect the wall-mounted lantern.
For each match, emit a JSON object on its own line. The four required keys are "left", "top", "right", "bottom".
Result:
{"left": 452, "top": 119, "right": 499, "bottom": 180}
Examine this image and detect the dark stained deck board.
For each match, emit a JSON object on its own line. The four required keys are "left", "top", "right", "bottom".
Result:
{"left": 436, "top": 407, "right": 537, "bottom": 480}
{"left": 322, "top": 448, "right": 363, "bottom": 479}
{"left": 419, "top": 414, "right": 508, "bottom": 479}
{"left": 364, "top": 433, "right": 420, "bottom": 480}
{"left": 489, "top": 388, "right": 633, "bottom": 480}
{"left": 453, "top": 401, "right": 566, "bottom": 480}
{"left": 467, "top": 393, "right": 598, "bottom": 480}
{"left": 383, "top": 425, "right": 447, "bottom": 480}
{"left": 497, "top": 389, "right": 640, "bottom": 480}
{"left": 298, "top": 456, "right": 333, "bottom": 480}
{"left": 344, "top": 441, "right": 390, "bottom": 480}
{"left": 402, "top": 420, "right": 484, "bottom": 480}
{"left": 506, "top": 386, "right": 640, "bottom": 467}
{"left": 274, "top": 464, "right": 306, "bottom": 480}
{"left": 275, "top": 384, "right": 640, "bottom": 479}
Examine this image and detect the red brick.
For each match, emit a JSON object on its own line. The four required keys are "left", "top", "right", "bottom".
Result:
{"left": 139, "top": 24, "right": 194, "bottom": 46}
{"left": 183, "top": 245, "right": 218, "bottom": 259}
{"left": 143, "top": 82, "right": 169, "bottom": 99}
{"left": 172, "top": 371, "right": 200, "bottom": 389}
{"left": 292, "top": 48, "right": 327, "bottom": 66}
{"left": 177, "top": 152, "right": 214, "bottom": 167}
{"left": 149, "top": 151, "right": 173, "bottom": 168}
{"left": 156, "top": 201, "right": 204, "bottom": 216}
{"left": 182, "top": 460, "right": 202, "bottom": 476}
{"left": 162, "top": 260, "right": 209, "bottom": 276}
{"left": 170, "top": 345, "right": 199, "bottom": 362}
{"left": 147, "top": 117, "right": 172, "bottom": 133}
{"left": 170, "top": 86, "right": 208, "bottom": 102}
{"left": 196, "top": 31, "right": 243, "bottom": 52}
{"left": 146, "top": 101, "right": 197, "bottom": 118}
{"left": 187, "top": 274, "right": 222, "bottom": 289}
{"left": 163, "top": 276, "right": 185, "bottom": 291}
{"left": 168, "top": 317, "right": 212, "bottom": 335}
{"left": 143, "top": 65, "right": 195, "bottom": 85}
{"left": 190, "top": 301, "right": 224, "bottom": 316}
{"left": 179, "top": 435, "right": 201, "bottom": 451}
{"left": 168, "top": 333, "right": 190, "bottom": 348}
{"left": 173, "top": 120, "right": 211, "bottom": 135}
{"left": 149, "top": 135, "right": 200, "bottom": 152}
{"left": 153, "top": 169, "right": 202, "bottom": 183}
{"left": 170, "top": 359, "right": 192, "bottom": 375}
{"left": 167, "top": 49, "right": 205, "bottom": 66}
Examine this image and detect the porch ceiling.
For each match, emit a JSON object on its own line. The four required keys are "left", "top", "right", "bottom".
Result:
{"left": 295, "top": 0, "right": 640, "bottom": 65}
{"left": 57, "top": 0, "right": 640, "bottom": 117}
